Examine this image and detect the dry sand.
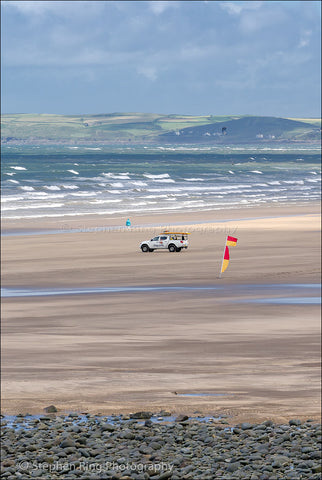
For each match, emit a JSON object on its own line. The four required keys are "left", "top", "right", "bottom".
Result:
{"left": 1, "top": 204, "right": 321, "bottom": 423}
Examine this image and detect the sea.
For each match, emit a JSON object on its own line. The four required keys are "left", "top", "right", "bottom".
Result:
{"left": 1, "top": 143, "right": 321, "bottom": 220}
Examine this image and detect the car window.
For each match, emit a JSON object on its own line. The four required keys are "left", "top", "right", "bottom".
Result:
{"left": 160, "top": 236, "right": 168, "bottom": 240}
{"left": 152, "top": 236, "right": 159, "bottom": 241}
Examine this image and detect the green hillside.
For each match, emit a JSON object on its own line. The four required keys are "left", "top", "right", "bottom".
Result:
{"left": 161, "top": 116, "right": 321, "bottom": 143}
{"left": 1, "top": 113, "right": 320, "bottom": 144}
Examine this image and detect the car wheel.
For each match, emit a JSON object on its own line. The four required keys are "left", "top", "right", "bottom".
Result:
{"left": 141, "top": 244, "right": 149, "bottom": 252}
{"left": 176, "top": 247, "right": 182, "bottom": 252}
{"left": 168, "top": 244, "right": 176, "bottom": 252}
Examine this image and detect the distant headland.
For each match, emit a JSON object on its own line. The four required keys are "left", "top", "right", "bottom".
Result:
{"left": 1, "top": 113, "right": 321, "bottom": 145}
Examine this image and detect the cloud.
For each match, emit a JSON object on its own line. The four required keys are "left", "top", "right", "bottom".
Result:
{"left": 2, "top": 0, "right": 320, "bottom": 116}
{"left": 148, "top": 1, "right": 178, "bottom": 15}
{"left": 136, "top": 66, "right": 158, "bottom": 81}
{"left": 298, "top": 30, "right": 312, "bottom": 48}
{"left": 2, "top": 0, "right": 106, "bottom": 21}
{"left": 219, "top": 1, "right": 263, "bottom": 16}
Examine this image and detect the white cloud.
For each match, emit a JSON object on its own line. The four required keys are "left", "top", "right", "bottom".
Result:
{"left": 2, "top": 0, "right": 105, "bottom": 19}
{"left": 148, "top": 1, "right": 178, "bottom": 15}
{"left": 298, "top": 30, "right": 312, "bottom": 48}
{"left": 3, "top": 1, "right": 69, "bottom": 17}
{"left": 137, "top": 66, "right": 158, "bottom": 81}
{"left": 219, "top": 1, "right": 263, "bottom": 16}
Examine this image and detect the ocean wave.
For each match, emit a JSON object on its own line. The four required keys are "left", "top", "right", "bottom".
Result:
{"left": 89, "top": 199, "right": 122, "bottom": 204}
{"left": 7, "top": 179, "right": 20, "bottom": 184}
{"left": 283, "top": 180, "right": 304, "bottom": 185}
{"left": 70, "top": 192, "right": 98, "bottom": 197}
{"left": 67, "top": 170, "right": 79, "bottom": 175}
{"left": 19, "top": 186, "right": 35, "bottom": 191}
{"left": 2, "top": 203, "right": 64, "bottom": 211}
{"left": 101, "top": 173, "right": 130, "bottom": 180}
{"left": 250, "top": 170, "right": 263, "bottom": 174}
{"left": 110, "top": 182, "right": 124, "bottom": 188}
{"left": 143, "top": 173, "right": 171, "bottom": 179}
{"left": 183, "top": 178, "right": 204, "bottom": 182}
{"left": 44, "top": 185, "right": 61, "bottom": 191}
{"left": 131, "top": 181, "right": 148, "bottom": 186}
{"left": 1, "top": 196, "right": 24, "bottom": 202}
{"left": 10, "top": 166, "right": 27, "bottom": 171}
{"left": 62, "top": 184, "right": 79, "bottom": 189}
{"left": 152, "top": 179, "right": 176, "bottom": 183}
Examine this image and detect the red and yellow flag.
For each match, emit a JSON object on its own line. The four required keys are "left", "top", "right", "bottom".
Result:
{"left": 226, "top": 235, "right": 238, "bottom": 247}
{"left": 221, "top": 246, "right": 230, "bottom": 273}
{"left": 220, "top": 236, "right": 238, "bottom": 274}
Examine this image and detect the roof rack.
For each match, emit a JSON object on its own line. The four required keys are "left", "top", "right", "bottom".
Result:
{"left": 159, "top": 231, "right": 190, "bottom": 235}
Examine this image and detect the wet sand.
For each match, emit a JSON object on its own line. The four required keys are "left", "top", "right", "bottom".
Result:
{"left": 1, "top": 204, "right": 321, "bottom": 423}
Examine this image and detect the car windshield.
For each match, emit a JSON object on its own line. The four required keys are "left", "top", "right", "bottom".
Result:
{"left": 152, "top": 236, "right": 159, "bottom": 241}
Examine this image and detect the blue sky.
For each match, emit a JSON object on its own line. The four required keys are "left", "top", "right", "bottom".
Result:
{"left": 1, "top": 0, "right": 321, "bottom": 117}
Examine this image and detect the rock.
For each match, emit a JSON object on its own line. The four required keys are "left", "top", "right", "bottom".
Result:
{"left": 43, "top": 405, "right": 57, "bottom": 413}
{"left": 159, "top": 410, "right": 171, "bottom": 417}
{"left": 156, "top": 472, "right": 173, "bottom": 480}
{"left": 312, "top": 464, "right": 322, "bottom": 473}
{"left": 263, "top": 420, "right": 274, "bottom": 427}
{"left": 240, "top": 422, "right": 253, "bottom": 430}
{"left": 271, "top": 455, "right": 290, "bottom": 467}
{"left": 129, "top": 411, "right": 152, "bottom": 419}
{"left": 289, "top": 419, "right": 301, "bottom": 426}
{"left": 175, "top": 414, "right": 189, "bottom": 422}
{"left": 101, "top": 423, "right": 115, "bottom": 432}
{"left": 226, "top": 462, "right": 240, "bottom": 472}
{"left": 59, "top": 437, "right": 75, "bottom": 448}
{"left": 149, "top": 441, "right": 162, "bottom": 450}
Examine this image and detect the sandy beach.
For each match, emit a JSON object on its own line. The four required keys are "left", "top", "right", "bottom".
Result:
{"left": 1, "top": 203, "right": 321, "bottom": 423}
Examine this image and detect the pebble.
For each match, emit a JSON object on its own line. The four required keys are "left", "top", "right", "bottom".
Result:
{"left": 1, "top": 413, "right": 321, "bottom": 479}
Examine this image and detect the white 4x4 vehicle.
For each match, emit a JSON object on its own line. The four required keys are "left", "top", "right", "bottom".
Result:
{"left": 140, "top": 232, "right": 189, "bottom": 253}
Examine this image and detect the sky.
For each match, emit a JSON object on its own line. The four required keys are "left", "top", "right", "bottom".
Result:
{"left": 1, "top": 0, "right": 321, "bottom": 117}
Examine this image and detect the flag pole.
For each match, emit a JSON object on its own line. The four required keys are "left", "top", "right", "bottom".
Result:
{"left": 218, "top": 237, "right": 227, "bottom": 279}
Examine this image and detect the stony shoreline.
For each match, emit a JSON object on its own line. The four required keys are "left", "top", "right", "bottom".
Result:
{"left": 1, "top": 411, "right": 321, "bottom": 479}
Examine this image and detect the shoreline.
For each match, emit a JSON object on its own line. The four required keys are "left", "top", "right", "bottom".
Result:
{"left": 1, "top": 203, "right": 321, "bottom": 422}
{"left": 1, "top": 201, "right": 320, "bottom": 233}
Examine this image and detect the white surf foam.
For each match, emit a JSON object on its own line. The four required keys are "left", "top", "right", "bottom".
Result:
{"left": 152, "top": 179, "right": 176, "bottom": 183}
{"left": 110, "top": 182, "right": 124, "bottom": 188}
{"left": 62, "top": 184, "right": 79, "bottom": 190}
{"left": 44, "top": 185, "right": 61, "bottom": 191}
{"left": 131, "top": 181, "right": 148, "bottom": 187}
{"left": 143, "top": 173, "right": 171, "bottom": 179}
{"left": 183, "top": 178, "right": 204, "bottom": 182}
{"left": 1, "top": 196, "right": 24, "bottom": 202}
